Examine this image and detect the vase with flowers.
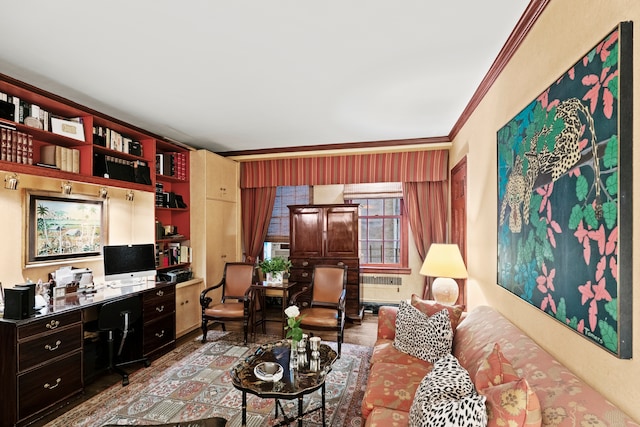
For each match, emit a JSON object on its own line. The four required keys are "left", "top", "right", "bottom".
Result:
{"left": 284, "top": 305, "right": 304, "bottom": 368}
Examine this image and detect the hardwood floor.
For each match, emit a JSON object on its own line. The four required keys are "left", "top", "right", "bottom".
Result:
{"left": 31, "top": 307, "right": 377, "bottom": 426}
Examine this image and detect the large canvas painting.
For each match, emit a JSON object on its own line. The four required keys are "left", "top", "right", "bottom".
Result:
{"left": 26, "top": 191, "right": 106, "bottom": 264}
{"left": 497, "top": 22, "right": 633, "bottom": 358}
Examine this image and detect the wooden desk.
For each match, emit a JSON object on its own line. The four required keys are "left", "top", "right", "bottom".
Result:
{"left": 0, "top": 280, "right": 176, "bottom": 427}
{"left": 251, "top": 281, "right": 301, "bottom": 338}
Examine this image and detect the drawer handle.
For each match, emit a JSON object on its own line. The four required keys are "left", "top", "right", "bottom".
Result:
{"left": 302, "top": 272, "right": 309, "bottom": 277}
{"left": 45, "top": 320, "right": 60, "bottom": 330}
{"left": 44, "top": 378, "right": 61, "bottom": 390}
{"left": 155, "top": 330, "right": 165, "bottom": 338}
{"left": 302, "top": 261, "right": 309, "bottom": 266}
{"left": 45, "top": 340, "right": 62, "bottom": 351}
{"left": 156, "top": 290, "right": 164, "bottom": 297}
{"left": 337, "top": 261, "right": 345, "bottom": 266}
{"left": 156, "top": 305, "right": 165, "bottom": 313}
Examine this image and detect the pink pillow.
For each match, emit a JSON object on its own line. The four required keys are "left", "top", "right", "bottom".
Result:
{"left": 483, "top": 378, "right": 542, "bottom": 427}
{"left": 476, "top": 343, "right": 542, "bottom": 427}
{"left": 475, "top": 343, "right": 520, "bottom": 390}
{"left": 410, "top": 294, "right": 465, "bottom": 331}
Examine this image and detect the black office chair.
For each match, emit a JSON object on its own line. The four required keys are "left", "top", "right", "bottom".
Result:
{"left": 98, "top": 296, "right": 151, "bottom": 386}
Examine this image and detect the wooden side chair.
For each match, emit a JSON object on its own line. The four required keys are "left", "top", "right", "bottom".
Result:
{"left": 200, "top": 262, "right": 256, "bottom": 344}
{"left": 290, "top": 265, "right": 347, "bottom": 356}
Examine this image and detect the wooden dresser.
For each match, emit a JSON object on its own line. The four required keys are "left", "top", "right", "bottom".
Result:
{"left": 0, "top": 281, "right": 176, "bottom": 427}
{"left": 288, "top": 204, "right": 362, "bottom": 321}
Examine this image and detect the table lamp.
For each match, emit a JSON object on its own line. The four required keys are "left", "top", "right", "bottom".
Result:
{"left": 419, "top": 243, "right": 467, "bottom": 305}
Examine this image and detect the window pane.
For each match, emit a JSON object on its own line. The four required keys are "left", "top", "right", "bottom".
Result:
{"left": 265, "top": 186, "right": 310, "bottom": 242}
{"left": 348, "top": 192, "right": 406, "bottom": 268}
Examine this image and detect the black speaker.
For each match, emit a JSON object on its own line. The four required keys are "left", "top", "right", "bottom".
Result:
{"left": 16, "top": 283, "right": 37, "bottom": 315}
{"left": 4, "top": 287, "right": 30, "bottom": 320}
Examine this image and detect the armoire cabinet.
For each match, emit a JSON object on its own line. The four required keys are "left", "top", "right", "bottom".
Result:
{"left": 288, "top": 204, "right": 363, "bottom": 321}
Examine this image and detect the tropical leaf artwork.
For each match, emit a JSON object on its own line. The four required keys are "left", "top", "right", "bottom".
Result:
{"left": 497, "top": 23, "right": 632, "bottom": 358}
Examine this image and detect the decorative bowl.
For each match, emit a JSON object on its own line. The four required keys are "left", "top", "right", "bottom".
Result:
{"left": 254, "top": 362, "right": 283, "bottom": 382}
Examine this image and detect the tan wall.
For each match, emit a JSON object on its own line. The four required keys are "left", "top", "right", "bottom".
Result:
{"left": 451, "top": 0, "right": 640, "bottom": 421}
{"left": 0, "top": 170, "right": 154, "bottom": 288}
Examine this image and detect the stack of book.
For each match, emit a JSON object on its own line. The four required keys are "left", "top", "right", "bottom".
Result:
{"left": 40, "top": 145, "right": 80, "bottom": 173}
{"left": 93, "top": 125, "right": 142, "bottom": 156}
{"left": 155, "top": 182, "right": 165, "bottom": 207}
{"left": 1, "top": 127, "right": 33, "bottom": 165}
{"left": 0, "top": 92, "right": 51, "bottom": 130}
{"left": 156, "top": 152, "right": 187, "bottom": 180}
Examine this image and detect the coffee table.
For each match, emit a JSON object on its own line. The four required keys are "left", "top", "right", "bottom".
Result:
{"left": 231, "top": 339, "right": 338, "bottom": 427}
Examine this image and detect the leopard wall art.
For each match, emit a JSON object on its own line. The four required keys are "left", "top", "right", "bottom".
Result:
{"left": 499, "top": 97, "right": 602, "bottom": 233}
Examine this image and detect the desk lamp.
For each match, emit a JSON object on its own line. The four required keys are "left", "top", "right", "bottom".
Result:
{"left": 420, "top": 243, "right": 467, "bottom": 305}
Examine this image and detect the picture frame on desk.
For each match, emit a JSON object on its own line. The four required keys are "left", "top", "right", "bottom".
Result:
{"left": 25, "top": 191, "right": 106, "bottom": 265}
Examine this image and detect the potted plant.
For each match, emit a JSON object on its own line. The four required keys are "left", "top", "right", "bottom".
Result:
{"left": 259, "top": 256, "right": 292, "bottom": 284}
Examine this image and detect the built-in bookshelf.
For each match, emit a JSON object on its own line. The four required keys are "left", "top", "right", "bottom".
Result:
{"left": 0, "top": 73, "right": 194, "bottom": 274}
{"left": 155, "top": 140, "right": 191, "bottom": 273}
{"left": 0, "top": 74, "right": 160, "bottom": 191}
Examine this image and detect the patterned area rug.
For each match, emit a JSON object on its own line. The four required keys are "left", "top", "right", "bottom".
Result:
{"left": 45, "top": 331, "right": 371, "bottom": 427}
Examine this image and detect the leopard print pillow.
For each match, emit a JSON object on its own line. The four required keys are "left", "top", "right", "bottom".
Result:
{"left": 410, "top": 354, "right": 486, "bottom": 427}
{"left": 394, "top": 301, "right": 453, "bottom": 363}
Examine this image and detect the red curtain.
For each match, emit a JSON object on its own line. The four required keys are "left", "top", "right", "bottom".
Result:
{"left": 241, "top": 150, "right": 448, "bottom": 187}
{"left": 402, "top": 181, "right": 448, "bottom": 299}
{"left": 240, "top": 187, "right": 277, "bottom": 263}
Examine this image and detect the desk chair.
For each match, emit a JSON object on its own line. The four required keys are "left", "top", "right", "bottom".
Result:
{"left": 98, "top": 296, "right": 150, "bottom": 386}
{"left": 200, "top": 262, "right": 257, "bottom": 344}
{"left": 290, "top": 265, "right": 347, "bottom": 356}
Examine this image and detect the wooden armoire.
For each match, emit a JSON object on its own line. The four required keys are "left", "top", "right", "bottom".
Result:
{"left": 288, "top": 204, "right": 363, "bottom": 321}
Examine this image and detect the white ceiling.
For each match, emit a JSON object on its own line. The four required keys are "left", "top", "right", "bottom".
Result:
{"left": 0, "top": 1, "right": 530, "bottom": 154}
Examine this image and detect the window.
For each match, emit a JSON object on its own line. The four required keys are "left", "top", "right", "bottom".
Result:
{"left": 345, "top": 183, "right": 408, "bottom": 272}
{"left": 264, "top": 186, "right": 310, "bottom": 254}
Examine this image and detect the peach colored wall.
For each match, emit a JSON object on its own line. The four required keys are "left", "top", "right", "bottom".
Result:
{"left": 451, "top": 0, "right": 640, "bottom": 421}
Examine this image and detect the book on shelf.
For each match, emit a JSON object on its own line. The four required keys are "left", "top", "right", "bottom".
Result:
{"left": 1, "top": 128, "right": 34, "bottom": 165}
{"left": 40, "top": 145, "right": 80, "bottom": 172}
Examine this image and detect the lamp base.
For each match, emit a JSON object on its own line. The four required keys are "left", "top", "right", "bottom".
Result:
{"left": 431, "top": 277, "right": 459, "bottom": 305}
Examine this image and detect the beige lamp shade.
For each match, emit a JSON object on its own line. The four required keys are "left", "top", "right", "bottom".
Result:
{"left": 420, "top": 244, "right": 467, "bottom": 305}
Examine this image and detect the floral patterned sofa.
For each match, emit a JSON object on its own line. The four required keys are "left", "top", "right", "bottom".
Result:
{"left": 362, "top": 302, "right": 639, "bottom": 426}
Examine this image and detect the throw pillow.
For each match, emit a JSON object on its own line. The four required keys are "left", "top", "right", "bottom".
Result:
{"left": 475, "top": 343, "right": 542, "bottom": 427}
{"left": 415, "top": 395, "right": 488, "bottom": 427}
{"left": 409, "top": 354, "right": 480, "bottom": 426}
{"left": 475, "top": 343, "right": 520, "bottom": 390}
{"left": 483, "top": 378, "right": 542, "bottom": 427}
{"left": 394, "top": 301, "right": 453, "bottom": 363}
{"left": 411, "top": 294, "right": 465, "bottom": 331}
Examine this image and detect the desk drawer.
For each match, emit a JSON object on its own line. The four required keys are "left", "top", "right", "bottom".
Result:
{"left": 17, "top": 311, "right": 82, "bottom": 339}
{"left": 18, "top": 324, "right": 82, "bottom": 372}
{"left": 143, "top": 286, "right": 176, "bottom": 316}
{"left": 143, "top": 314, "right": 175, "bottom": 356}
{"left": 18, "top": 351, "right": 82, "bottom": 420}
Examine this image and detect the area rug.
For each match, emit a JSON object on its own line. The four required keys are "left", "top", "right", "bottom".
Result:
{"left": 45, "top": 331, "right": 371, "bottom": 427}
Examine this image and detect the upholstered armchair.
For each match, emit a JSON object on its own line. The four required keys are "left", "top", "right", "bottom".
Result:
{"left": 200, "top": 262, "right": 256, "bottom": 344}
{"left": 290, "top": 265, "right": 347, "bottom": 356}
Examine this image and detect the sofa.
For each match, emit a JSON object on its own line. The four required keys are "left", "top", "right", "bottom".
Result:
{"left": 362, "top": 300, "right": 639, "bottom": 426}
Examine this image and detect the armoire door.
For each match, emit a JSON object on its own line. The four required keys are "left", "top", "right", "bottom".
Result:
{"left": 289, "top": 206, "right": 324, "bottom": 257}
{"left": 324, "top": 205, "right": 359, "bottom": 258}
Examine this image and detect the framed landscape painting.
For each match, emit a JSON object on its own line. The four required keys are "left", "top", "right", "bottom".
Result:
{"left": 497, "top": 22, "right": 633, "bottom": 358}
{"left": 26, "top": 191, "right": 106, "bottom": 264}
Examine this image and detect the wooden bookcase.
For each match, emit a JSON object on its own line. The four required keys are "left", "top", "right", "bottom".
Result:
{"left": 155, "top": 140, "right": 192, "bottom": 273}
{"left": 0, "top": 73, "right": 193, "bottom": 274}
{"left": 0, "top": 74, "right": 158, "bottom": 192}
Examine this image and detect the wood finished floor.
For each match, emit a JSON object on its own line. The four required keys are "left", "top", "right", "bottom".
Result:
{"left": 32, "top": 307, "right": 377, "bottom": 426}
